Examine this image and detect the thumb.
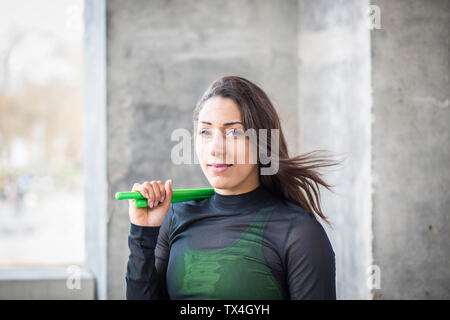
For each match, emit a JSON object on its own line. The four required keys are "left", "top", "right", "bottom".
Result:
{"left": 164, "top": 179, "right": 173, "bottom": 203}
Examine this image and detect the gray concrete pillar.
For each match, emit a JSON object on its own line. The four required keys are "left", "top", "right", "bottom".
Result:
{"left": 297, "top": 0, "right": 372, "bottom": 299}
{"left": 83, "top": 0, "right": 107, "bottom": 300}
{"left": 371, "top": 0, "right": 450, "bottom": 299}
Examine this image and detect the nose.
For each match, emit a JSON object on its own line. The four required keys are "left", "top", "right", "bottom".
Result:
{"left": 209, "top": 129, "right": 226, "bottom": 159}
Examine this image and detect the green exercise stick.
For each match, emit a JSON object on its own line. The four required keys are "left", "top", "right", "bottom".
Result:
{"left": 115, "top": 188, "right": 215, "bottom": 208}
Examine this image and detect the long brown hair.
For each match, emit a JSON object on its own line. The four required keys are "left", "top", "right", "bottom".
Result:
{"left": 193, "top": 75, "right": 341, "bottom": 227}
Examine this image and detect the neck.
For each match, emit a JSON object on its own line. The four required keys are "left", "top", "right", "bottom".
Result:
{"left": 214, "top": 181, "right": 260, "bottom": 196}
{"left": 210, "top": 184, "right": 271, "bottom": 211}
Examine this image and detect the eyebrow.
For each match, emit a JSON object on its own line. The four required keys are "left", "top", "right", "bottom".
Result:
{"left": 200, "top": 121, "right": 243, "bottom": 126}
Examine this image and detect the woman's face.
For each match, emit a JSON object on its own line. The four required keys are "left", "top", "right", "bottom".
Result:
{"left": 195, "top": 96, "right": 260, "bottom": 195}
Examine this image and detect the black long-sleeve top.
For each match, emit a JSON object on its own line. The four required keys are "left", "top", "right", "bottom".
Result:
{"left": 125, "top": 184, "right": 336, "bottom": 300}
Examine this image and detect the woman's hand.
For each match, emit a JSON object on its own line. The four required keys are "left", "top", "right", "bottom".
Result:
{"left": 128, "top": 179, "right": 173, "bottom": 227}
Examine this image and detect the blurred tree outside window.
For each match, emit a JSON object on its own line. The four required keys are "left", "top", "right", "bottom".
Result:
{"left": 0, "top": 0, "right": 84, "bottom": 267}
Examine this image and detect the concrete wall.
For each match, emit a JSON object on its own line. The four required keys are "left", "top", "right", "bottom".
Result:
{"left": 297, "top": 0, "right": 372, "bottom": 299}
{"left": 105, "top": 0, "right": 299, "bottom": 299}
{"left": 80, "top": 0, "right": 449, "bottom": 300}
{"left": 1, "top": 0, "right": 447, "bottom": 301}
{"left": 371, "top": 0, "right": 450, "bottom": 299}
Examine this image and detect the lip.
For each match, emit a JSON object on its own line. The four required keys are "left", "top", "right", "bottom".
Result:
{"left": 207, "top": 163, "right": 233, "bottom": 173}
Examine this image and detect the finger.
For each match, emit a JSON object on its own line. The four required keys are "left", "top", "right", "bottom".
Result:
{"left": 131, "top": 183, "right": 148, "bottom": 199}
{"left": 150, "top": 181, "right": 161, "bottom": 206}
{"left": 164, "top": 179, "right": 173, "bottom": 202}
{"left": 131, "top": 183, "right": 141, "bottom": 193}
{"left": 156, "top": 180, "right": 166, "bottom": 203}
{"left": 143, "top": 181, "right": 155, "bottom": 208}
{"left": 130, "top": 185, "right": 149, "bottom": 208}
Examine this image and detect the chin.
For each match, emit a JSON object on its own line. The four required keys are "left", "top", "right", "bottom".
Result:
{"left": 207, "top": 176, "right": 237, "bottom": 189}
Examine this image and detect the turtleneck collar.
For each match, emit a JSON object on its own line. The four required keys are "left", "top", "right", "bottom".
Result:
{"left": 209, "top": 184, "right": 273, "bottom": 211}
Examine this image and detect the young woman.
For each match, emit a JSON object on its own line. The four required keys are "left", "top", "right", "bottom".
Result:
{"left": 126, "top": 76, "right": 338, "bottom": 300}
